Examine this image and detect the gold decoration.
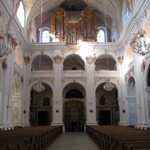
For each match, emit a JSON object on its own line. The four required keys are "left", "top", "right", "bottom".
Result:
{"left": 86, "top": 56, "right": 96, "bottom": 64}
{"left": 50, "top": 7, "right": 96, "bottom": 45}
{"left": 130, "top": 33, "right": 138, "bottom": 47}
{"left": 67, "top": 44, "right": 80, "bottom": 53}
{"left": 24, "top": 56, "right": 30, "bottom": 65}
{"left": 53, "top": 55, "right": 63, "bottom": 64}
{"left": 117, "top": 56, "right": 124, "bottom": 64}
{"left": 8, "top": 34, "right": 18, "bottom": 49}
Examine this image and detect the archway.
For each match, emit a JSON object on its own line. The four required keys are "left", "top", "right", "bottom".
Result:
{"left": 63, "top": 83, "right": 86, "bottom": 132}
{"left": 29, "top": 83, "right": 53, "bottom": 126}
{"left": 96, "top": 83, "right": 119, "bottom": 125}
{"left": 63, "top": 54, "right": 85, "bottom": 70}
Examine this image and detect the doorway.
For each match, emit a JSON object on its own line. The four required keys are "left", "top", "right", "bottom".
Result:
{"left": 64, "top": 101, "right": 85, "bottom": 132}
{"left": 38, "top": 111, "right": 49, "bottom": 125}
{"left": 99, "top": 110, "right": 111, "bottom": 125}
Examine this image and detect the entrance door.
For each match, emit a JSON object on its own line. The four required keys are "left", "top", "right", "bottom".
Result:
{"left": 99, "top": 110, "right": 111, "bottom": 125}
{"left": 38, "top": 111, "right": 49, "bottom": 125}
{"left": 64, "top": 101, "right": 85, "bottom": 132}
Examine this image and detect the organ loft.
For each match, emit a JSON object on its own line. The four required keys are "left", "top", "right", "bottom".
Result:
{"left": 50, "top": 7, "right": 96, "bottom": 44}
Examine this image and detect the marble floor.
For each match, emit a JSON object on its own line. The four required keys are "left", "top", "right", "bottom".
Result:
{"left": 47, "top": 132, "right": 99, "bottom": 150}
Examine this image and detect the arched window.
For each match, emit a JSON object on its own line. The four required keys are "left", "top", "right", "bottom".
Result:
{"left": 41, "top": 30, "right": 50, "bottom": 42}
{"left": 97, "top": 27, "right": 107, "bottom": 42}
{"left": 17, "top": 1, "right": 25, "bottom": 27}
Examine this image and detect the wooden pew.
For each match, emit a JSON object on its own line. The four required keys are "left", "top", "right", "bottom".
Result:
{"left": 86, "top": 125, "right": 150, "bottom": 150}
{"left": 0, "top": 126, "right": 62, "bottom": 150}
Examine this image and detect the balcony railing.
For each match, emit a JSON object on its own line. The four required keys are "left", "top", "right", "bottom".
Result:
{"left": 29, "top": 71, "right": 54, "bottom": 77}
{"left": 29, "top": 70, "right": 118, "bottom": 78}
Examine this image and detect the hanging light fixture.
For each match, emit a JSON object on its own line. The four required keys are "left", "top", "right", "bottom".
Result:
{"left": 131, "top": 29, "right": 150, "bottom": 56}
{"left": 33, "top": 80, "right": 45, "bottom": 92}
{"left": 103, "top": 54, "right": 115, "bottom": 91}
{"left": 0, "top": 31, "right": 11, "bottom": 58}
{"left": 103, "top": 78, "right": 115, "bottom": 92}
{"left": 33, "top": 54, "right": 45, "bottom": 92}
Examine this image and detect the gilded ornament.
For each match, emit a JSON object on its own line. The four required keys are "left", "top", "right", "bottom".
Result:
{"left": 86, "top": 56, "right": 96, "bottom": 64}
{"left": 53, "top": 55, "right": 63, "bottom": 64}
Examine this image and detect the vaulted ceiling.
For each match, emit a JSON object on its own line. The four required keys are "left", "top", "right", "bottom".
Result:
{"left": 24, "top": 0, "right": 124, "bottom": 34}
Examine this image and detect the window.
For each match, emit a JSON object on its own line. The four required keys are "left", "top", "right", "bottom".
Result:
{"left": 41, "top": 29, "right": 50, "bottom": 42}
{"left": 97, "top": 27, "right": 107, "bottom": 42}
{"left": 17, "top": 1, "right": 25, "bottom": 27}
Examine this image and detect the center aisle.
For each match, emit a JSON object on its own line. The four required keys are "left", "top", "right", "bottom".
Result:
{"left": 47, "top": 132, "right": 99, "bottom": 150}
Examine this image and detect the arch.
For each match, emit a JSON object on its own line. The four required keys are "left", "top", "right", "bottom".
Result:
{"left": 17, "top": 1, "right": 25, "bottom": 27}
{"left": 65, "top": 89, "right": 84, "bottom": 98}
{"left": 95, "top": 78, "right": 119, "bottom": 92}
{"left": 39, "top": 27, "right": 50, "bottom": 43}
{"left": 95, "top": 83, "right": 119, "bottom": 125}
{"left": 30, "top": 82, "right": 53, "bottom": 125}
{"left": 62, "top": 82, "right": 86, "bottom": 99}
{"left": 29, "top": 79, "right": 54, "bottom": 93}
{"left": 95, "top": 53, "right": 117, "bottom": 71}
{"left": 63, "top": 54, "right": 85, "bottom": 70}
{"left": 63, "top": 82, "right": 86, "bottom": 132}
{"left": 31, "top": 54, "right": 53, "bottom": 71}
{"left": 127, "top": 76, "right": 136, "bottom": 96}
{"left": 96, "top": 26, "right": 107, "bottom": 42}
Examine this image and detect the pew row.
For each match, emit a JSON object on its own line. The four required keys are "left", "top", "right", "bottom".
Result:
{"left": 0, "top": 126, "right": 62, "bottom": 150}
{"left": 86, "top": 125, "right": 150, "bottom": 150}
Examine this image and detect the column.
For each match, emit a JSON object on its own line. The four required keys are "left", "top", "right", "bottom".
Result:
{"left": 7, "top": 47, "right": 15, "bottom": 129}
{"left": 86, "top": 56, "right": 97, "bottom": 125}
{"left": 21, "top": 55, "right": 31, "bottom": 127}
{"left": 133, "top": 54, "right": 149, "bottom": 128}
{"left": 2, "top": 47, "right": 14, "bottom": 130}
{"left": 51, "top": 55, "right": 63, "bottom": 126}
{"left": 117, "top": 56, "right": 128, "bottom": 125}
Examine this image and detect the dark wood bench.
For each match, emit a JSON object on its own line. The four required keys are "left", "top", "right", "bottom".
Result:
{"left": 0, "top": 126, "right": 63, "bottom": 150}
{"left": 86, "top": 125, "right": 150, "bottom": 150}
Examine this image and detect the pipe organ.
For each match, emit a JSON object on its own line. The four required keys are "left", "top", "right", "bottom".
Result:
{"left": 50, "top": 8, "right": 96, "bottom": 44}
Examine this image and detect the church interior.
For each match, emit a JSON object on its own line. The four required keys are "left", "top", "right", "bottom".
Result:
{"left": 0, "top": 0, "right": 150, "bottom": 149}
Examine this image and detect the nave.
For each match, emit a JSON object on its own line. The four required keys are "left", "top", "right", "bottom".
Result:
{"left": 48, "top": 132, "right": 99, "bottom": 150}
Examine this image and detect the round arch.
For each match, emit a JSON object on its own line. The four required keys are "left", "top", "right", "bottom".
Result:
{"left": 62, "top": 82, "right": 86, "bottom": 132}
{"left": 95, "top": 82, "right": 119, "bottom": 125}
{"left": 127, "top": 76, "right": 136, "bottom": 96}
{"left": 95, "top": 53, "right": 117, "bottom": 71}
{"left": 29, "top": 80, "right": 53, "bottom": 126}
{"left": 63, "top": 54, "right": 85, "bottom": 70}
{"left": 30, "top": 53, "right": 53, "bottom": 71}
{"left": 62, "top": 82, "right": 86, "bottom": 99}
{"left": 95, "top": 78, "right": 119, "bottom": 92}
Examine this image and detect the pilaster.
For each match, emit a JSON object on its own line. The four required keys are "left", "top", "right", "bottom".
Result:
{"left": 51, "top": 55, "right": 63, "bottom": 125}
{"left": 86, "top": 56, "right": 97, "bottom": 125}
